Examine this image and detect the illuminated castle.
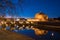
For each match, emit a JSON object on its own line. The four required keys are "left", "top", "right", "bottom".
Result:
{"left": 35, "top": 12, "right": 48, "bottom": 21}
{"left": 27, "top": 12, "right": 48, "bottom": 22}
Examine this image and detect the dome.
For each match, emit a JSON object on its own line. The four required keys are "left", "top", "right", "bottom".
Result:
{"left": 35, "top": 12, "right": 48, "bottom": 21}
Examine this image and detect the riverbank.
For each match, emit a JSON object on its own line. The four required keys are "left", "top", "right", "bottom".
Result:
{"left": 0, "top": 30, "right": 34, "bottom": 40}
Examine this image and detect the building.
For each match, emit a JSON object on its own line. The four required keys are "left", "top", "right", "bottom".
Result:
{"left": 27, "top": 18, "right": 40, "bottom": 22}
{"left": 27, "top": 12, "right": 48, "bottom": 22}
{"left": 35, "top": 12, "right": 48, "bottom": 21}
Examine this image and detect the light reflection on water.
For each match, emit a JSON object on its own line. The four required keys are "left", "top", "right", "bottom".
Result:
{"left": 13, "top": 29, "right": 60, "bottom": 40}
{"left": 1, "top": 26, "right": 60, "bottom": 40}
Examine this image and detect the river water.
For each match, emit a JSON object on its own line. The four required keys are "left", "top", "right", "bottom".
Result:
{"left": 12, "top": 29, "right": 60, "bottom": 40}
{"left": 0, "top": 26, "right": 60, "bottom": 40}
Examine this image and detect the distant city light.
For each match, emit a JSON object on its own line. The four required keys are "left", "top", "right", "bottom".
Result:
{"left": 16, "top": 18, "right": 20, "bottom": 21}
{"left": 51, "top": 33, "right": 54, "bottom": 36}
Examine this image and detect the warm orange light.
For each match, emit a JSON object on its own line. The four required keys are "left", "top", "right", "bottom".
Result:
{"left": 26, "top": 21, "right": 29, "bottom": 24}
{"left": 27, "top": 19, "right": 40, "bottom": 22}
{"left": 32, "top": 28, "right": 48, "bottom": 35}
{"left": 35, "top": 13, "right": 48, "bottom": 21}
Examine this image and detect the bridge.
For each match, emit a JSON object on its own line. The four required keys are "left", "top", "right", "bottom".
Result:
{"left": 0, "top": 21, "right": 60, "bottom": 31}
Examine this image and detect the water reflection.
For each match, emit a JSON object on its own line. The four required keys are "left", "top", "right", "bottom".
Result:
{"left": 32, "top": 28, "right": 48, "bottom": 35}
{"left": 13, "top": 28, "right": 60, "bottom": 40}
{"left": 0, "top": 26, "right": 60, "bottom": 40}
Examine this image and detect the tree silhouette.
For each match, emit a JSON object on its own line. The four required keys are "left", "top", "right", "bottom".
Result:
{"left": 0, "top": 0, "right": 15, "bottom": 16}
{"left": 0, "top": 0, "right": 23, "bottom": 17}
{"left": 58, "top": 17, "right": 60, "bottom": 20}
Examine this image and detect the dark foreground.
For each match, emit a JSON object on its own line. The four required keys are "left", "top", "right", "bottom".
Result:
{"left": 0, "top": 30, "right": 34, "bottom": 40}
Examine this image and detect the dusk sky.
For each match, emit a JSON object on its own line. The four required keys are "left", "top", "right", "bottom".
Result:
{"left": 1, "top": 0, "right": 60, "bottom": 18}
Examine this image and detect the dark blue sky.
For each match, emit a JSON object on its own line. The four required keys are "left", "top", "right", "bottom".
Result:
{"left": 8, "top": 0, "right": 60, "bottom": 18}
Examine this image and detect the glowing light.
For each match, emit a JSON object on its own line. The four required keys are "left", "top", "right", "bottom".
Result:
{"left": 26, "top": 21, "right": 29, "bottom": 24}
{"left": 25, "top": 26, "right": 30, "bottom": 30}
{"left": 19, "top": 27, "right": 23, "bottom": 30}
{"left": 27, "top": 18, "right": 40, "bottom": 22}
{"left": 6, "top": 24, "right": 8, "bottom": 26}
{"left": 1, "top": 21, "right": 4, "bottom": 24}
{"left": 16, "top": 25, "right": 19, "bottom": 28}
{"left": 51, "top": 33, "right": 54, "bottom": 36}
{"left": 32, "top": 28, "right": 48, "bottom": 35}
{"left": 35, "top": 12, "right": 48, "bottom": 21}
{"left": 22, "top": 25, "right": 25, "bottom": 27}
{"left": 11, "top": 22, "right": 14, "bottom": 24}
{"left": 16, "top": 18, "right": 20, "bottom": 21}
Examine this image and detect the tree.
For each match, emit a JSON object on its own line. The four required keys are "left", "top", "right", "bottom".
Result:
{"left": 0, "top": 0, "right": 15, "bottom": 17}
{"left": 0, "top": 0, "right": 23, "bottom": 17}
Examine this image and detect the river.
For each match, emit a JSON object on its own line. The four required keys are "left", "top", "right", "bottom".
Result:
{"left": 12, "top": 28, "right": 60, "bottom": 40}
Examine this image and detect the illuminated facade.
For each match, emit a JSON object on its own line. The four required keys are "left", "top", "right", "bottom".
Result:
{"left": 35, "top": 12, "right": 48, "bottom": 21}
{"left": 27, "top": 18, "right": 40, "bottom": 22}
{"left": 27, "top": 12, "right": 48, "bottom": 22}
